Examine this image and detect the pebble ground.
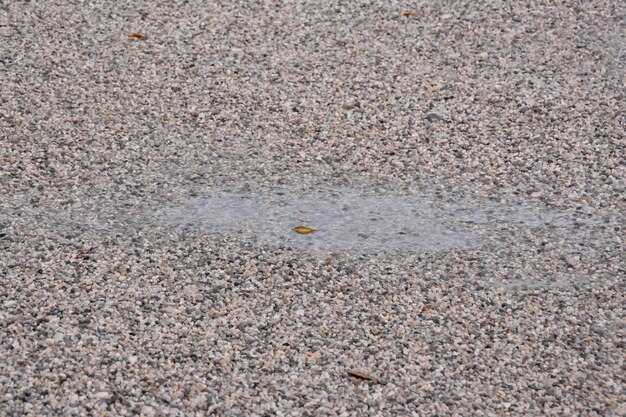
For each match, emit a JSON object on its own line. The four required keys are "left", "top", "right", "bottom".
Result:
{"left": 1, "top": 1, "right": 624, "bottom": 416}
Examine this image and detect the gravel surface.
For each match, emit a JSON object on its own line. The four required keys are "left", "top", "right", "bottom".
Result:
{"left": 1, "top": 1, "right": 625, "bottom": 416}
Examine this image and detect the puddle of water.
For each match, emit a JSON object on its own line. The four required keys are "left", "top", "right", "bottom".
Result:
{"left": 167, "top": 188, "right": 591, "bottom": 254}
{"left": 2, "top": 185, "right": 600, "bottom": 259}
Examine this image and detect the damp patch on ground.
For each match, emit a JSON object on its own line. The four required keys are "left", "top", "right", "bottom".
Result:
{"left": 166, "top": 188, "right": 598, "bottom": 254}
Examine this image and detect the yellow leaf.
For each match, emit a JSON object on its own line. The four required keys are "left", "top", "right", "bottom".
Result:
{"left": 293, "top": 226, "right": 315, "bottom": 235}
{"left": 128, "top": 33, "right": 146, "bottom": 40}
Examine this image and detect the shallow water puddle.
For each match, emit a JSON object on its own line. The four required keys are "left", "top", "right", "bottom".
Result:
{"left": 167, "top": 189, "right": 589, "bottom": 254}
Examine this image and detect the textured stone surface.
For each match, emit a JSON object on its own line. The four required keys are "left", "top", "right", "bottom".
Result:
{"left": 1, "top": 1, "right": 624, "bottom": 416}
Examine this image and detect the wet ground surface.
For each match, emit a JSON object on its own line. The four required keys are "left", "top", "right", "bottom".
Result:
{"left": 167, "top": 187, "right": 600, "bottom": 256}
{"left": 2, "top": 183, "right": 611, "bottom": 293}
{"left": 2, "top": 184, "right": 603, "bottom": 260}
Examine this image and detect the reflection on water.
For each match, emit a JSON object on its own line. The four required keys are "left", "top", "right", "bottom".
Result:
{"left": 168, "top": 189, "right": 590, "bottom": 254}
{"left": 3, "top": 185, "right": 599, "bottom": 258}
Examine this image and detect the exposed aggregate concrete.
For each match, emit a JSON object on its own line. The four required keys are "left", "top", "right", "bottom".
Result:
{"left": 1, "top": 1, "right": 624, "bottom": 416}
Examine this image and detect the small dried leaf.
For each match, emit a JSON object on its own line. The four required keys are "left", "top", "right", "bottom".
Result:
{"left": 128, "top": 33, "right": 146, "bottom": 40}
{"left": 402, "top": 11, "right": 414, "bottom": 17}
{"left": 293, "top": 226, "right": 315, "bottom": 235}
{"left": 425, "top": 84, "right": 436, "bottom": 93}
{"left": 347, "top": 370, "right": 379, "bottom": 384}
